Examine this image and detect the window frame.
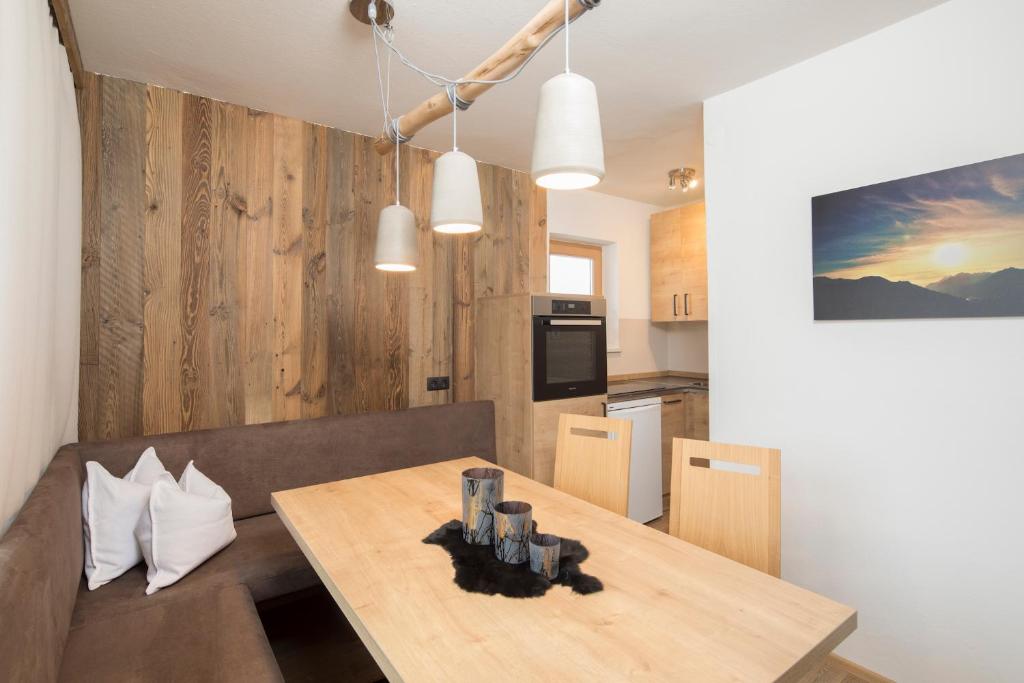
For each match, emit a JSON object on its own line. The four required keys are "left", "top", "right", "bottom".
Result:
{"left": 549, "top": 239, "right": 603, "bottom": 296}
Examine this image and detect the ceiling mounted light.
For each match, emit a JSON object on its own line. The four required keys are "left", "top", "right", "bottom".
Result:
{"left": 531, "top": 0, "right": 605, "bottom": 190}
{"left": 668, "top": 167, "right": 699, "bottom": 192}
{"left": 375, "top": 120, "right": 418, "bottom": 272}
{"left": 431, "top": 90, "right": 483, "bottom": 234}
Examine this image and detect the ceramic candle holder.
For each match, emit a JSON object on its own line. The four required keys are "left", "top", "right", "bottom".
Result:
{"left": 493, "top": 501, "right": 532, "bottom": 564}
{"left": 461, "top": 467, "right": 504, "bottom": 545}
{"left": 529, "top": 533, "right": 560, "bottom": 580}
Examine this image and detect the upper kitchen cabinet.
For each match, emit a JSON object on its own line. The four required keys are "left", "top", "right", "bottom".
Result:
{"left": 650, "top": 202, "right": 708, "bottom": 322}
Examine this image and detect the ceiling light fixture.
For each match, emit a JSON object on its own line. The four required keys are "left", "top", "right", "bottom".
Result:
{"left": 531, "top": 0, "right": 605, "bottom": 190}
{"left": 431, "top": 88, "right": 483, "bottom": 234}
{"left": 358, "top": 0, "right": 604, "bottom": 272}
{"left": 374, "top": 117, "right": 419, "bottom": 272}
{"left": 668, "top": 167, "right": 699, "bottom": 192}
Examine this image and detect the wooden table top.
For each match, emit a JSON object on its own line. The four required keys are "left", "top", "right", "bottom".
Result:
{"left": 272, "top": 457, "right": 855, "bottom": 682}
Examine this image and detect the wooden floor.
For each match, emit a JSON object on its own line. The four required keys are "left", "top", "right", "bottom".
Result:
{"left": 644, "top": 500, "right": 884, "bottom": 683}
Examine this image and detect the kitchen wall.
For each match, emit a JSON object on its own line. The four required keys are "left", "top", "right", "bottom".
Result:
{"left": 0, "top": 0, "right": 81, "bottom": 532}
{"left": 78, "top": 73, "right": 545, "bottom": 441}
{"left": 704, "top": 0, "right": 1024, "bottom": 679}
{"left": 547, "top": 190, "right": 708, "bottom": 376}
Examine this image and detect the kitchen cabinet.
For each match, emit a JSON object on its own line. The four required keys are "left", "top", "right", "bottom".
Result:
{"left": 532, "top": 394, "right": 608, "bottom": 487}
{"left": 660, "top": 396, "right": 686, "bottom": 495}
{"left": 684, "top": 391, "right": 709, "bottom": 440}
{"left": 660, "top": 391, "right": 710, "bottom": 495}
{"left": 650, "top": 202, "right": 708, "bottom": 322}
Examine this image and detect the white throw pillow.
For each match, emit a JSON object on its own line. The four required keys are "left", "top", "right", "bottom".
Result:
{"left": 135, "top": 460, "right": 237, "bottom": 595}
{"left": 82, "top": 447, "right": 174, "bottom": 590}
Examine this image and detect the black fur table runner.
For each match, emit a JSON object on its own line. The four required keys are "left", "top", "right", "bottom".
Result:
{"left": 423, "top": 520, "right": 603, "bottom": 598}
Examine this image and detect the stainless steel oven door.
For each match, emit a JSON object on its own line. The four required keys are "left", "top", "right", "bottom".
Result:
{"left": 532, "top": 316, "right": 608, "bottom": 401}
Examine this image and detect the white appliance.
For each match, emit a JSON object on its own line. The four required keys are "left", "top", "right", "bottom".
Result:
{"left": 607, "top": 396, "right": 663, "bottom": 523}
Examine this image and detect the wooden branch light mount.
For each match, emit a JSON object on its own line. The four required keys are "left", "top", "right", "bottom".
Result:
{"left": 360, "top": 0, "right": 602, "bottom": 155}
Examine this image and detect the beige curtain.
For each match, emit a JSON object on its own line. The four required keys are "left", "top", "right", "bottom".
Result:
{"left": 0, "top": 0, "right": 82, "bottom": 532}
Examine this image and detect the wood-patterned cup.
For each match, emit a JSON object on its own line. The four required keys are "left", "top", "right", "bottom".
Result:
{"left": 493, "top": 501, "right": 532, "bottom": 564}
{"left": 461, "top": 467, "right": 504, "bottom": 545}
{"left": 529, "top": 533, "right": 560, "bottom": 579}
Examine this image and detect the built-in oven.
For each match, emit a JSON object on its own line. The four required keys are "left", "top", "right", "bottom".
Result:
{"left": 532, "top": 295, "right": 607, "bottom": 402}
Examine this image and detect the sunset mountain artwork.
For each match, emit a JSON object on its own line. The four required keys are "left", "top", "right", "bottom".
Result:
{"left": 812, "top": 151, "right": 1024, "bottom": 320}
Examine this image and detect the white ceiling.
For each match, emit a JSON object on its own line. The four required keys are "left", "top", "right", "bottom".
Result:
{"left": 71, "top": 0, "right": 947, "bottom": 207}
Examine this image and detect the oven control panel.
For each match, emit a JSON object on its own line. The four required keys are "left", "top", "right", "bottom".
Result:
{"left": 551, "top": 299, "right": 591, "bottom": 315}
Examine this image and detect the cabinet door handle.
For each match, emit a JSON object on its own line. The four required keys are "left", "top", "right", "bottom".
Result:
{"left": 684, "top": 293, "right": 690, "bottom": 316}
{"left": 601, "top": 402, "right": 607, "bottom": 417}
{"left": 672, "top": 294, "right": 678, "bottom": 317}
{"left": 663, "top": 398, "right": 683, "bottom": 404}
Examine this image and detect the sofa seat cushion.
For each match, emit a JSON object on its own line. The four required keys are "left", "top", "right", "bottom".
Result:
{"left": 58, "top": 584, "right": 282, "bottom": 682}
{"left": 71, "top": 513, "right": 316, "bottom": 628}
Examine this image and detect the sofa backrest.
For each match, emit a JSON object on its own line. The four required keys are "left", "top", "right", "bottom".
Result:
{"left": 59, "top": 400, "right": 498, "bottom": 520}
{"left": 0, "top": 452, "right": 84, "bottom": 682}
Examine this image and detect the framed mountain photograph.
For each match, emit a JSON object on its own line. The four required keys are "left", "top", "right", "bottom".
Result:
{"left": 812, "top": 152, "right": 1024, "bottom": 320}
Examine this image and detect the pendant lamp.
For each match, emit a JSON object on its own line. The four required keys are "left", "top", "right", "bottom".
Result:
{"left": 375, "top": 120, "right": 418, "bottom": 271}
{"left": 531, "top": 0, "right": 604, "bottom": 190}
{"left": 431, "top": 91, "right": 483, "bottom": 233}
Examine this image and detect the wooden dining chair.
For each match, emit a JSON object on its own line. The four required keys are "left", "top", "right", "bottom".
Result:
{"left": 553, "top": 413, "right": 633, "bottom": 516}
{"left": 669, "top": 438, "right": 781, "bottom": 576}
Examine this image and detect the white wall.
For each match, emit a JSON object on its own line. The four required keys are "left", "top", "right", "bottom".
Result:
{"left": 547, "top": 190, "right": 709, "bottom": 375}
{"left": 704, "top": 0, "right": 1024, "bottom": 680}
{"left": 0, "top": 0, "right": 82, "bottom": 532}
{"left": 665, "top": 323, "right": 708, "bottom": 373}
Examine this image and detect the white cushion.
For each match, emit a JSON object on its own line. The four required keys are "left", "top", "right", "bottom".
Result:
{"left": 82, "top": 448, "right": 174, "bottom": 590}
{"left": 135, "top": 460, "right": 237, "bottom": 595}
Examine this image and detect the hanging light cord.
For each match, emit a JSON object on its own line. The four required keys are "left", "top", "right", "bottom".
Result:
{"left": 394, "top": 115, "right": 402, "bottom": 205}
{"left": 452, "top": 97, "right": 458, "bottom": 152}
{"left": 372, "top": 19, "right": 394, "bottom": 131}
{"left": 564, "top": 0, "right": 570, "bottom": 74}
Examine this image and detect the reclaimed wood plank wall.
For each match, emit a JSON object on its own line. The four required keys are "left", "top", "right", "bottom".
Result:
{"left": 77, "top": 73, "right": 547, "bottom": 441}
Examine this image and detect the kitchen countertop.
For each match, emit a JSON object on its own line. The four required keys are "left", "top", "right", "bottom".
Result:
{"left": 607, "top": 375, "right": 709, "bottom": 402}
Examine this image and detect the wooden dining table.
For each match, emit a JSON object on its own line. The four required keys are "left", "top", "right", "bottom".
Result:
{"left": 272, "top": 456, "right": 856, "bottom": 682}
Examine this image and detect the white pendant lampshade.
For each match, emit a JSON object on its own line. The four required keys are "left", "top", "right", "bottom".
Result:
{"left": 431, "top": 150, "right": 483, "bottom": 234}
{"left": 531, "top": 72, "right": 605, "bottom": 190}
{"left": 374, "top": 204, "right": 418, "bottom": 272}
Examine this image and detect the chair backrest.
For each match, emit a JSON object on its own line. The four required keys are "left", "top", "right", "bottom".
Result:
{"left": 669, "top": 438, "right": 781, "bottom": 576}
{"left": 553, "top": 413, "right": 633, "bottom": 516}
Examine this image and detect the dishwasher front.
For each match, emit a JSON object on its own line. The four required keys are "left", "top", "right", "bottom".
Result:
{"left": 606, "top": 396, "right": 663, "bottom": 523}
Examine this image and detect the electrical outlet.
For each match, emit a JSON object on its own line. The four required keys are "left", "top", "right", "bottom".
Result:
{"left": 427, "top": 376, "right": 450, "bottom": 392}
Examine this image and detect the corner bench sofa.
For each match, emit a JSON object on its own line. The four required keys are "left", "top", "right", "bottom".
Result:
{"left": 0, "top": 401, "right": 497, "bottom": 682}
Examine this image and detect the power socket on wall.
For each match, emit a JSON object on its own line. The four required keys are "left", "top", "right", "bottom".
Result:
{"left": 426, "top": 376, "right": 450, "bottom": 392}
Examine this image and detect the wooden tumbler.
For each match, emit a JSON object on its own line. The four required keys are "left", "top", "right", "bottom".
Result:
{"left": 494, "top": 501, "right": 533, "bottom": 564}
{"left": 529, "top": 533, "right": 560, "bottom": 579}
{"left": 461, "top": 467, "right": 504, "bottom": 545}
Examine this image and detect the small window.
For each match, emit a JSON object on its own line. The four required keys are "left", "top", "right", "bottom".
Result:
{"left": 549, "top": 240, "right": 602, "bottom": 296}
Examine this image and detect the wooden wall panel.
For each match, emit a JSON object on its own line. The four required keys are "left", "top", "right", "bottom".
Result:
{"left": 301, "top": 124, "right": 329, "bottom": 419}
{"left": 271, "top": 116, "right": 304, "bottom": 422}
{"left": 78, "top": 74, "right": 547, "bottom": 440}
{"left": 243, "top": 109, "right": 275, "bottom": 425}
{"left": 207, "top": 100, "right": 248, "bottom": 427}
{"left": 325, "top": 127, "right": 357, "bottom": 416}
{"left": 96, "top": 78, "right": 146, "bottom": 441}
{"left": 77, "top": 71, "right": 101, "bottom": 439}
{"left": 179, "top": 94, "right": 213, "bottom": 432}
{"left": 142, "top": 86, "right": 183, "bottom": 436}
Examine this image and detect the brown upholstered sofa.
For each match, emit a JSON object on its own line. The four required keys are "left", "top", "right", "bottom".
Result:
{"left": 0, "top": 401, "right": 497, "bottom": 682}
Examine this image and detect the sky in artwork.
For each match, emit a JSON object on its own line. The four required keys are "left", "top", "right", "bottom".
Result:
{"left": 812, "top": 152, "right": 1024, "bottom": 286}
